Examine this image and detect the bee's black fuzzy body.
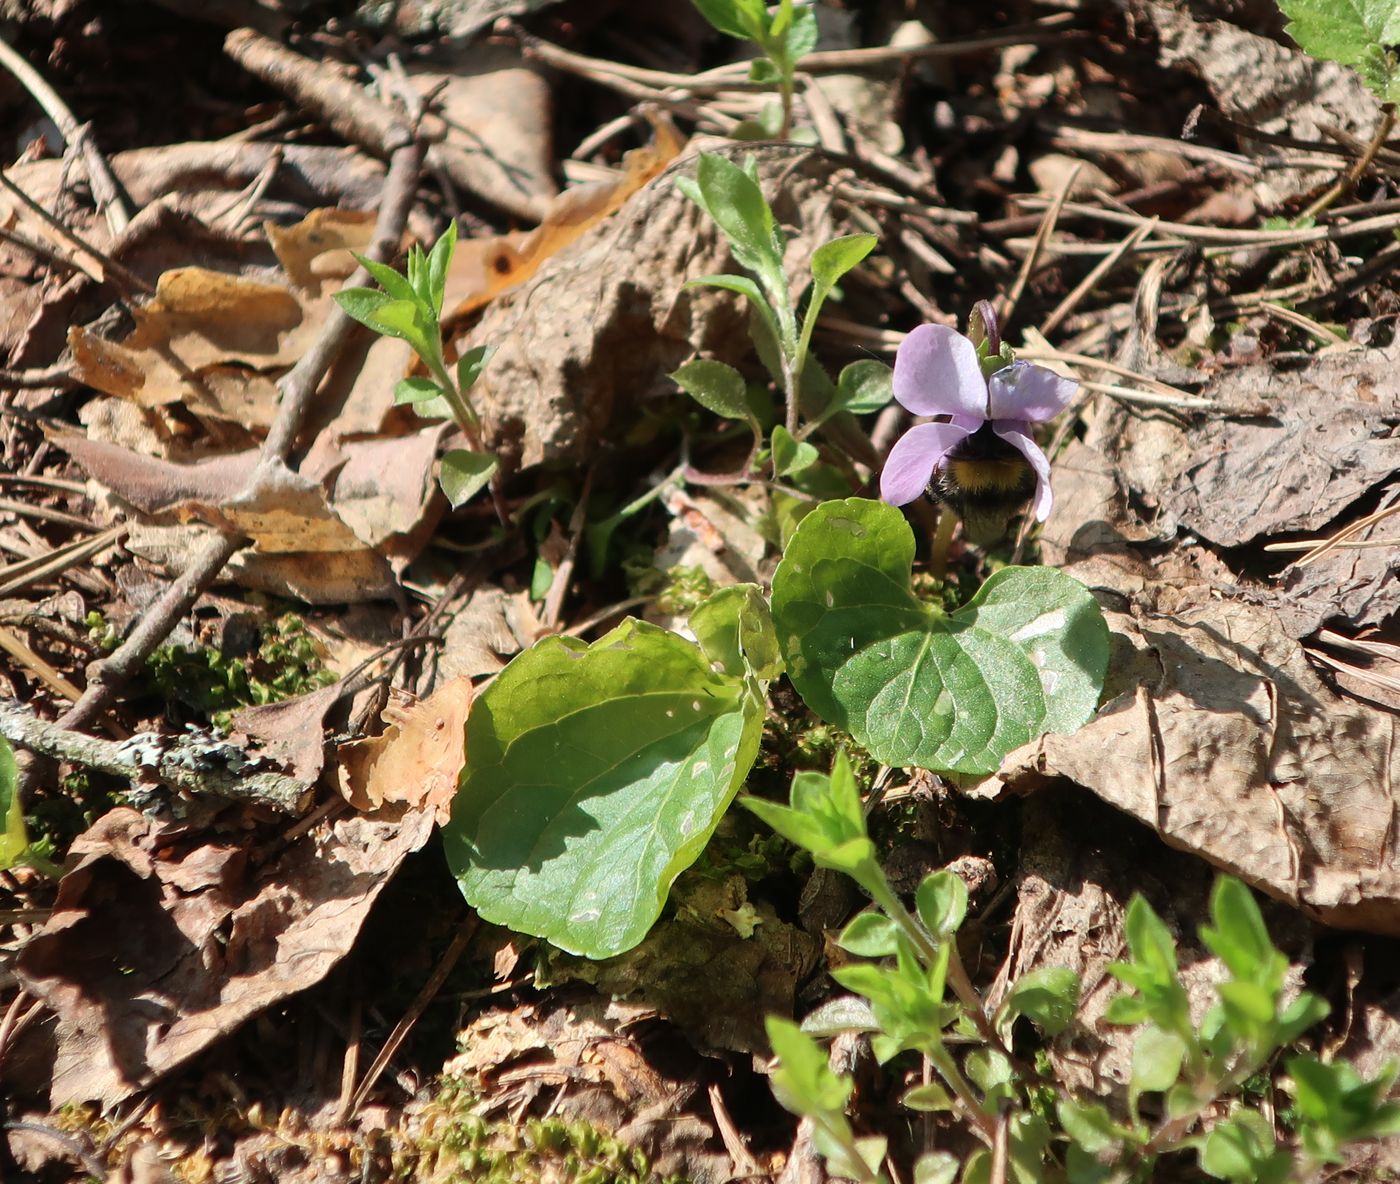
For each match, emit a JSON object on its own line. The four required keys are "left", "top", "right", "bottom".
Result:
{"left": 930, "top": 423, "right": 1037, "bottom": 545}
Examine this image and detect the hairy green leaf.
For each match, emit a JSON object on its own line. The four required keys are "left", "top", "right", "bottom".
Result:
{"left": 771, "top": 425, "right": 818, "bottom": 476}
{"left": 456, "top": 344, "right": 493, "bottom": 394}
{"left": 438, "top": 449, "right": 497, "bottom": 508}
{"left": 687, "top": 153, "right": 785, "bottom": 283}
{"left": 835, "top": 359, "right": 893, "bottom": 414}
{"left": 672, "top": 358, "right": 753, "bottom": 421}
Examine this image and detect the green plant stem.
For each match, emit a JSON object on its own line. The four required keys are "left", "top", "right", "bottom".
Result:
{"left": 811, "top": 1113, "right": 882, "bottom": 1184}
{"left": 778, "top": 72, "right": 794, "bottom": 140}
{"left": 930, "top": 510, "right": 957, "bottom": 585}
{"left": 19, "top": 850, "right": 63, "bottom": 879}
{"left": 923, "top": 1039, "right": 1000, "bottom": 1146}
{"left": 427, "top": 358, "right": 510, "bottom": 525}
{"left": 1140, "top": 1057, "right": 1263, "bottom": 1158}
{"left": 870, "top": 879, "right": 1020, "bottom": 1070}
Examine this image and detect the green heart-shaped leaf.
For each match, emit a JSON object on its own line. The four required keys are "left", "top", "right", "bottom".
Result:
{"left": 770, "top": 498, "right": 1107, "bottom": 774}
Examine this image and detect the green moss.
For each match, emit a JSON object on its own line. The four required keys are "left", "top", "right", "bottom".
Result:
{"left": 144, "top": 613, "right": 337, "bottom": 729}
{"left": 398, "top": 1078, "right": 689, "bottom": 1184}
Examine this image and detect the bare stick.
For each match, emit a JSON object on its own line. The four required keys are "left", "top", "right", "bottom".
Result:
{"left": 344, "top": 915, "right": 478, "bottom": 1118}
{"left": 998, "top": 162, "right": 1081, "bottom": 328}
{"left": 0, "top": 700, "right": 311, "bottom": 813}
{"left": 0, "top": 32, "right": 131, "bottom": 233}
{"left": 1040, "top": 218, "right": 1157, "bottom": 336}
{"left": 0, "top": 363, "right": 76, "bottom": 390}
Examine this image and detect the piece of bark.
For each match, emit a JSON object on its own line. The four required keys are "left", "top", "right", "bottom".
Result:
{"left": 462, "top": 143, "right": 865, "bottom": 472}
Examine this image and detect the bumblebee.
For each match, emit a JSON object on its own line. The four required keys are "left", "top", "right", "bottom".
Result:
{"left": 931, "top": 423, "right": 1038, "bottom": 546}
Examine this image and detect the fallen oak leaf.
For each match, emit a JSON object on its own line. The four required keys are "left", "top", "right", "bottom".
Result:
{"left": 337, "top": 676, "right": 472, "bottom": 825}
{"left": 15, "top": 802, "right": 435, "bottom": 1108}
{"left": 67, "top": 209, "right": 375, "bottom": 434}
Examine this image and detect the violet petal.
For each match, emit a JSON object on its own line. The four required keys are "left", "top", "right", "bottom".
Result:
{"left": 893, "top": 324, "right": 989, "bottom": 418}
{"left": 880, "top": 421, "right": 973, "bottom": 506}
{"left": 992, "top": 421, "right": 1054, "bottom": 520}
{"left": 988, "top": 361, "right": 1079, "bottom": 422}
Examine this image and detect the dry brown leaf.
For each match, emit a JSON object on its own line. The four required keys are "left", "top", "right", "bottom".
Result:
{"left": 441, "top": 110, "right": 687, "bottom": 325}
{"left": 336, "top": 677, "right": 473, "bottom": 824}
{"left": 54, "top": 421, "right": 446, "bottom": 601}
{"left": 15, "top": 803, "right": 434, "bottom": 1107}
{"left": 1109, "top": 342, "right": 1400, "bottom": 637}
{"left": 230, "top": 680, "right": 351, "bottom": 785}
{"left": 438, "top": 586, "right": 542, "bottom": 682}
{"left": 409, "top": 43, "right": 556, "bottom": 222}
{"left": 972, "top": 437, "right": 1400, "bottom": 937}
{"left": 458, "top": 143, "right": 862, "bottom": 471}
{"left": 1141, "top": 0, "right": 1384, "bottom": 205}
{"left": 67, "top": 209, "right": 374, "bottom": 432}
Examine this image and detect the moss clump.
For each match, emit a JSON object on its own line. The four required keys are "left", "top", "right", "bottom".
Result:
{"left": 398, "top": 1078, "right": 688, "bottom": 1184}
{"left": 144, "top": 612, "right": 337, "bottom": 729}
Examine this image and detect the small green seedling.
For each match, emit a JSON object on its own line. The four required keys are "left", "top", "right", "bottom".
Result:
{"left": 751, "top": 755, "right": 1400, "bottom": 1183}
{"left": 690, "top": 0, "right": 818, "bottom": 139}
{"left": 0, "top": 736, "right": 63, "bottom": 879}
{"left": 674, "top": 151, "right": 886, "bottom": 460}
{"left": 334, "top": 223, "right": 500, "bottom": 512}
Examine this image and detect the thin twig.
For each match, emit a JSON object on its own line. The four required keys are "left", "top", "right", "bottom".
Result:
{"left": 53, "top": 141, "right": 425, "bottom": 736}
{"left": 0, "top": 524, "right": 127, "bottom": 597}
{"left": 1009, "top": 198, "right": 1400, "bottom": 248}
{"left": 0, "top": 169, "right": 155, "bottom": 295}
{"left": 345, "top": 915, "right": 478, "bottom": 1118}
{"left": 0, "top": 363, "right": 76, "bottom": 389}
{"left": 1040, "top": 218, "right": 1157, "bottom": 336}
{"left": 998, "top": 162, "right": 1081, "bottom": 328}
{"left": 1291, "top": 502, "right": 1400, "bottom": 569}
{"left": 1300, "top": 105, "right": 1398, "bottom": 221}
{"left": 0, "top": 32, "right": 130, "bottom": 233}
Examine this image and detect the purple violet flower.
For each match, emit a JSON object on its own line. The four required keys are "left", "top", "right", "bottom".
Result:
{"left": 879, "top": 323, "right": 1079, "bottom": 523}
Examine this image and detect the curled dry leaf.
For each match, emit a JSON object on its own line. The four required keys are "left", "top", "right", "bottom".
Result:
{"left": 1109, "top": 341, "right": 1400, "bottom": 637}
{"left": 973, "top": 437, "right": 1400, "bottom": 936}
{"left": 337, "top": 676, "right": 473, "bottom": 824}
{"left": 437, "top": 586, "right": 543, "bottom": 682}
{"left": 67, "top": 209, "right": 374, "bottom": 434}
{"left": 1139, "top": 0, "right": 1385, "bottom": 204}
{"left": 15, "top": 803, "right": 434, "bottom": 1107}
{"left": 440, "top": 108, "right": 687, "bottom": 327}
{"left": 53, "top": 421, "right": 448, "bottom": 603}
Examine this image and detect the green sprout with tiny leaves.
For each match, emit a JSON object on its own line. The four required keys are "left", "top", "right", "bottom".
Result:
{"left": 673, "top": 151, "right": 886, "bottom": 483}
{"left": 333, "top": 222, "right": 501, "bottom": 513}
{"left": 689, "top": 0, "right": 818, "bottom": 140}
{"left": 747, "top": 753, "right": 1400, "bottom": 1184}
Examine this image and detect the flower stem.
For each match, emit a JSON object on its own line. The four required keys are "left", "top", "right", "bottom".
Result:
{"left": 930, "top": 510, "right": 957, "bottom": 585}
